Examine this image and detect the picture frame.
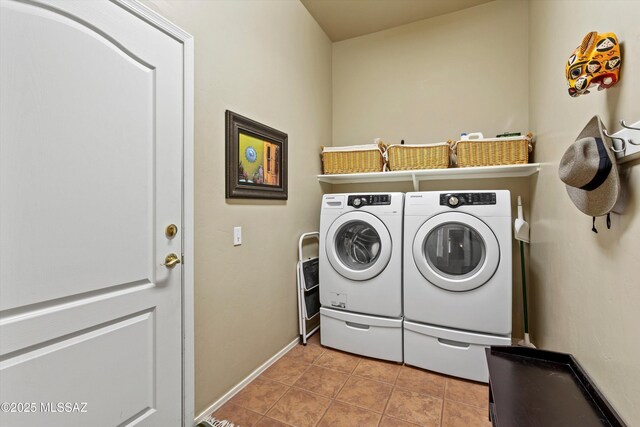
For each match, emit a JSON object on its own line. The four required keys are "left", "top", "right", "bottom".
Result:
{"left": 225, "top": 110, "right": 288, "bottom": 200}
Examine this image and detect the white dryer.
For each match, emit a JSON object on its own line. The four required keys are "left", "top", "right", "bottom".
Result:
{"left": 403, "top": 190, "right": 512, "bottom": 382}
{"left": 319, "top": 192, "right": 403, "bottom": 362}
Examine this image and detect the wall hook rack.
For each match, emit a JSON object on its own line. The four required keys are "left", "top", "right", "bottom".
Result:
{"left": 608, "top": 119, "right": 640, "bottom": 164}
{"left": 603, "top": 130, "right": 626, "bottom": 153}
{"left": 620, "top": 120, "right": 640, "bottom": 131}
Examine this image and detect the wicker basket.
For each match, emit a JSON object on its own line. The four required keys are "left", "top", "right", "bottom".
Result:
{"left": 320, "top": 143, "right": 386, "bottom": 174}
{"left": 454, "top": 133, "right": 533, "bottom": 167}
{"left": 385, "top": 142, "right": 451, "bottom": 171}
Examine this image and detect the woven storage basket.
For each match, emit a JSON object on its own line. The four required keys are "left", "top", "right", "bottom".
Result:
{"left": 320, "top": 143, "right": 386, "bottom": 174}
{"left": 386, "top": 142, "right": 451, "bottom": 171}
{"left": 454, "top": 133, "right": 533, "bottom": 167}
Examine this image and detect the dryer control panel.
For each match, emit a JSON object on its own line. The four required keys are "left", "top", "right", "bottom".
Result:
{"left": 348, "top": 194, "right": 391, "bottom": 208}
{"left": 440, "top": 192, "right": 496, "bottom": 208}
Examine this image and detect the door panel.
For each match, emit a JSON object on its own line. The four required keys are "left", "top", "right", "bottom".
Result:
{"left": 1, "top": 311, "right": 155, "bottom": 425}
{"left": 0, "top": 280, "right": 154, "bottom": 356}
{"left": 0, "top": 1, "right": 185, "bottom": 425}
{"left": 1, "top": 0, "right": 155, "bottom": 308}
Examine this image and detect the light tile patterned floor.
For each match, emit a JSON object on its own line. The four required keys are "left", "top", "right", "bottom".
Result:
{"left": 212, "top": 333, "right": 491, "bottom": 427}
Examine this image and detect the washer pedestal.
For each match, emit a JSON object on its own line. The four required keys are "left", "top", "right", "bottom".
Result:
{"left": 321, "top": 308, "right": 403, "bottom": 362}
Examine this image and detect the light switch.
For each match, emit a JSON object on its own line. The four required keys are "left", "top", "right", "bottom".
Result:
{"left": 233, "top": 226, "right": 242, "bottom": 246}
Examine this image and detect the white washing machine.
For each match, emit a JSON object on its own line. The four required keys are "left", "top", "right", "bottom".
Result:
{"left": 403, "top": 190, "right": 512, "bottom": 382}
{"left": 319, "top": 192, "right": 403, "bottom": 362}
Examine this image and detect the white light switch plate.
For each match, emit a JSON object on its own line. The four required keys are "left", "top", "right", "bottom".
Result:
{"left": 233, "top": 226, "right": 242, "bottom": 246}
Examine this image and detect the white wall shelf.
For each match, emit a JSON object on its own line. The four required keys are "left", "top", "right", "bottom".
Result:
{"left": 318, "top": 163, "right": 540, "bottom": 191}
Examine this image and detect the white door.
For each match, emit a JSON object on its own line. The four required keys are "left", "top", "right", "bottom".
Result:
{"left": 325, "top": 212, "right": 392, "bottom": 281}
{"left": 412, "top": 212, "right": 500, "bottom": 291}
{"left": 0, "top": 1, "right": 188, "bottom": 425}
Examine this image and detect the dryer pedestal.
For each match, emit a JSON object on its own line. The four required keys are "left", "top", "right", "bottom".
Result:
{"left": 321, "top": 308, "right": 403, "bottom": 362}
{"left": 404, "top": 320, "right": 511, "bottom": 383}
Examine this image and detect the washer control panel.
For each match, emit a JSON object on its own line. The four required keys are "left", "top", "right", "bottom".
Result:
{"left": 348, "top": 194, "right": 391, "bottom": 208}
{"left": 440, "top": 192, "right": 496, "bottom": 208}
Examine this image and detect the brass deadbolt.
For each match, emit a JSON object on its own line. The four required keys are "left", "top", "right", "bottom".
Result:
{"left": 165, "top": 224, "right": 178, "bottom": 239}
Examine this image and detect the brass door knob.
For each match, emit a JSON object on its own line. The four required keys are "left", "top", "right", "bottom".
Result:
{"left": 163, "top": 253, "right": 181, "bottom": 268}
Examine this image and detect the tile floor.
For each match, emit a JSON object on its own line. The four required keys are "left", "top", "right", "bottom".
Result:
{"left": 211, "top": 333, "right": 492, "bottom": 427}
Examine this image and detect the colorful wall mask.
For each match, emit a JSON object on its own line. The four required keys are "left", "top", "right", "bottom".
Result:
{"left": 566, "top": 32, "right": 621, "bottom": 97}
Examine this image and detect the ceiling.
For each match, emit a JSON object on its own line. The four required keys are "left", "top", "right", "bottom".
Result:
{"left": 300, "top": 0, "right": 495, "bottom": 42}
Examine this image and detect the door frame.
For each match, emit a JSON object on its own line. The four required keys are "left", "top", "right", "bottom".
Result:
{"left": 110, "top": 1, "right": 194, "bottom": 425}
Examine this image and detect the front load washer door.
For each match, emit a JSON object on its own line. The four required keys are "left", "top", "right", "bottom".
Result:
{"left": 326, "top": 211, "right": 392, "bottom": 281}
{"left": 412, "top": 212, "right": 499, "bottom": 292}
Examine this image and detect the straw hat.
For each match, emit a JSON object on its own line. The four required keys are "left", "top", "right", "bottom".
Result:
{"left": 558, "top": 115, "right": 619, "bottom": 216}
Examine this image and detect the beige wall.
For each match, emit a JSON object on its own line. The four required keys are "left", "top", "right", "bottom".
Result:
{"left": 142, "top": 0, "right": 332, "bottom": 416}
{"left": 528, "top": 1, "right": 640, "bottom": 424}
{"left": 331, "top": 0, "right": 531, "bottom": 337}
{"left": 332, "top": 0, "right": 529, "bottom": 146}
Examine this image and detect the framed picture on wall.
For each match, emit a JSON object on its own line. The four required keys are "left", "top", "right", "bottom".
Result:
{"left": 225, "top": 110, "right": 288, "bottom": 200}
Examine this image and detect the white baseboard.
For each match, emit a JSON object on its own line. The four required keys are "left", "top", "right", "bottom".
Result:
{"left": 193, "top": 337, "right": 300, "bottom": 425}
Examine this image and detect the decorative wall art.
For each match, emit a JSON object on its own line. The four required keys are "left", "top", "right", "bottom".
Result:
{"left": 225, "top": 110, "right": 288, "bottom": 199}
{"left": 566, "top": 31, "right": 622, "bottom": 97}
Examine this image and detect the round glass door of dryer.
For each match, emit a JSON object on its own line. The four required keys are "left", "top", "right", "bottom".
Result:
{"left": 425, "top": 223, "right": 485, "bottom": 278}
{"left": 325, "top": 211, "right": 392, "bottom": 281}
{"left": 412, "top": 212, "right": 499, "bottom": 292}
